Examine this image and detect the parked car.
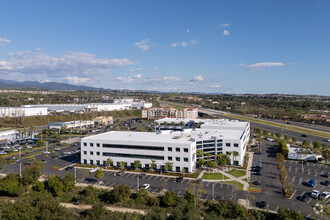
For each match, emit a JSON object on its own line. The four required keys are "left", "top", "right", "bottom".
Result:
{"left": 43, "top": 151, "right": 51, "bottom": 154}
{"left": 252, "top": 181, "right": 261, "bottom": 185}
{"left": 142, "top": 184, "right": 150, "bottom": 190}
{"left": 138, "top": 173, "right": 146, "bottom": 178}
{"left": 89, "top": 168, "right": 98, "bottom": 173}
{"left": 253, "top": 171, "right": 261, "bottom": 176}
{"left": 322, "top": 180, "right": 329, "bottom": 186}
{"left": 311, "top": 190, "right": 320, "bottom": 198}
{"left": 307, "top": 179, "right": 315, "bottom": 187}
{"left": 319, "top": 192, "right": 330, "bottom": 200}
{"left": 301, "top": 134, "right": 307, "bottom": 137}
{"left": 54, "top": 148, "right": 61, "bottom": 151}
{"left": 65, "top": 166, "right": 74, "bottom": 171}
{"left": 321, "top": 173, "right": 329, "bottom": 178}
{"left": 117, "top": 171, "right": 125, "bottom": 176}
{"left": 256, "top": 201, "right": 267, "bottom": 209}
{"left": 176, "top": 176, "right": 184, "bottom": 183}
{"left": 298, "top": 193, "right": 309, "bottom": 202}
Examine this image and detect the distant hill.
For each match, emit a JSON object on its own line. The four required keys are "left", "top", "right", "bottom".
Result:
{"left": 0, "top": 79, "right": 107, "bottom": 91}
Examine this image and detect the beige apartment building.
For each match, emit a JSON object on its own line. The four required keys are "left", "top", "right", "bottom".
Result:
{"left": 142, "top": 107, "right": 198, "bottom": 120}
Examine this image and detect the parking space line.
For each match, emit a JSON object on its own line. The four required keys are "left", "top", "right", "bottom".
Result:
{"left": 165, "top": 177, "right": 171, "bottom": 182}
{"left": 159, "top": 177, "right": 164, "bottom": 181}
{"left": 152, "top": 188, "right": 158, "bottom": 193}
{"left": 110, "top": 183, "right": 115, "bottom": 187}
{"left": 205, "top": 182, "right": 210, "bottom": 187}
{"left": 313, "top": 164, "right": 316, "bottom": 167}
{"left": 177, "top": 191, "right": 182, "bottom": 195}
{"left": 129, "top": 184, "right": 134, "bottom": 188}
{"left": 220, "top": 184, "right": 223, "bottom": 188}
{"left": 275, "top": 206, "right": 279, "bottom": 212}
{"left": 147, "top": 175, "right": 153, "bottom": 180}
{"left": 314, "top": 173, "right": 318, "bottom": 176}
{"left": 126, "top": 173, "right": 133, "bottom": 177}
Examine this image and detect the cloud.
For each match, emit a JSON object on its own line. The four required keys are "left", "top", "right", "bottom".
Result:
{"left": 128, "top": 67, "right": 142, "bottom": 73}
{"left": 116, "top": 76, "right": 134, "bottom": 83}
{"left": 0, "top": 37, "right": 11, "bottom": 46}
{"left": 245, "top": 62, "right": 285, "bottom": 70}
{"left": 144, "top": 76, "right": 181, "bottom": 84}
{"left": 173, "top": 65, "right": 179, "bottom": 69}
{"left": 238, "top": 63, "right": 245, "bottom": 66}
{"left": 66, "top": 76, "right": 90, "bottom": 84}
{"left": 223, "top": 30, "right": 230, "bottom": 36}
{"left": 170, "top": 39, "right": 197, "bottom": 47}
{"left": 133, "top": 74, "right": 142, "bottom": 78}
{"left": 190, "top": 75, "right": 204, "bottom": 82}
{"left": 0, "top": 50, "right": 134, "bottom": 82}
{"left": 210, "top": 85, "right": 221, "bottom": 89}
{"left": 153, "top": 67, "right": 158, "bottom": 71}
{"left": 134, "top": 39, "right": 151, "bottom": 51}
{"left": 186, "top": 29, "right": 190, "bottom": 33}
{"left": 220, "top": 24, "right": 230, "bottom": 28}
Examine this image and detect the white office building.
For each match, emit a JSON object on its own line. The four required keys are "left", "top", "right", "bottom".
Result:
{"left": 80, "top": 118, "right": 250, "bottom": 172}
{"left": 0, "top": 107, "right": 47, "bottom": 118}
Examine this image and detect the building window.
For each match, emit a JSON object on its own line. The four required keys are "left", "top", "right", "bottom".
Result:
{"left": 83, "top": 159, "right": 87, "bottom": 164}
{"left": 176, "top": 148, "right": 180, "bottom": 152}
{"left": 97, "top": 143, "right": 100, "bottom": 147}
{"left": 226, "top": 143, "right": 231, "bottom": 147}
{"left": 168, "top": 147, "right": 172, "bottom": 151}
{"left": 83, "top": 143, "right": 87, "bottom": 147}
{"left": 90, "top": 151, "right": 94, "bottom": 155}
{"left": 96, "top": 152, "right": 100, "bottom": 156}
{"left": 184, "top": 148, "right": 188, "bottom": 153}
{"left": 83, "top": 151, "right": 87, "bottom": 155}
{"left": 176, "top": 157, "right": 180, "bottom": 162}
{"left": 176, "top": 166, "right": 181, "bottom": 172}
{"left": 234, "top": 143, "right": 239, "bottom": 147}
{"left": 184, "top": 157, "right": 188, "bottom": 162}
{"left": 184, "top": 167, "right": 188, "bottom": 173}
{"left": 90, "top": 160, "right": 94, "bottom": 165}
{"left": 90, "top": 143, "right": 94, "bottom": 147}
{"left": 96, "top": 160, "right": 100, "bottom": 165}
{"left": 168, "top": 156, "right": 172, "bottom": 161}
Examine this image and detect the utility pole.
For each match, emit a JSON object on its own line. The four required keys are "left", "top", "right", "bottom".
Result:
{"left": 212, "top": 183, "right": 215, "bottom": 201}
{"left": 137, "top": 176, "right": 139, "bottom": 190}
{"left": 74, "top": 168, "right": 77, "bottom": 183}
{"left": 19, "top": 163, "right": 22, "bottom": 177}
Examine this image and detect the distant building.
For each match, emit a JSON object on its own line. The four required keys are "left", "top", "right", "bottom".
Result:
{"left": 142, "top": 107, "right": 198, "bottom": 120}
{"left": 0, "top": 107, "right": 47, "bottom": 118}
{"left": 48, "top": 120, "right": 94, "bottom": 130}
{"left": 93, "top": 116, "right": 113, "bottom": 126}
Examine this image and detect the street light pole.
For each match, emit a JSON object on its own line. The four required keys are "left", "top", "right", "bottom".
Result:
{"left": 137, "top": 176, "right": 139, "bottom": 190}
{"left": 212, "top": 183, "right": 215, "bottom": 201}
{"left": 74, "top": 168, "right": 77, "bottom": 183}
{"left": 19, "top": 163, "right": 22, "bottom": 177}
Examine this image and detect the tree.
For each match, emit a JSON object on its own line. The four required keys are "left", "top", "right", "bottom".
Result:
{"left": 279, "top": 140, "right": 289, "bottom": 157}
{"left": 322, "top": 149, "right": 330, "bottom": 163}
{"left": 164, "top": 162, "right": 173, "bottom": 172}
{"left": 62, "top": 173, "right": 75, "bottom": 191}
{"left": 292, "top": 137, "right": 297, "bottom": 143}
{"left": 0, "top": 157, "right": 5, "bottom": 167}
{"left": 275, "top": 132, "right": 282, "bottom": 139}
{"left": 22, "top": 166, "right": 41, "bottom": 185}
{"left": 284, "top": 135, "right": 290, "bottom": 142}
{"left": 105, "top": 158, "right": 113, "bottom": 167}
{"left": 276, "top": 153, "right": 285, "bottom": 162}
{"left": 95, "top": 169, "right": 104, "bottom": 182}
{"left": 35, "top": 161, "right": 44, "bottom": 172}
{"left": 197, "top": 158, "right": 206, "bottom": 167}
{"left": 207, "top": 160, "right": 216, "bottom": 167}
{"left": 302, "top": 140, "right": 310, "bottom": 148}
{"left": 226, "top": 152, "right": 232, "bottom": 164}
{"left": 118, "top": 161, "right": 126, "bottom": 169}
{"left": 151, "top": 160, "right": 157, "bottom": 170}
{"left": 135, "top": 187, "right": 149, "bottom": 207}
{"left": 218, "top": 154, "right": 230, "bottom": 166}
{"left": 107, "top": 184, "right": 131, "bottom": 203}
{"left": 233, "top": 151, "right": 239, "bottom": 165}
{"left": 263, "top": 130, "right": 268, "bottom": 136}
{"left": 0, "top": 173, "right": 23, "bottom": 196}
{"left": 162, "top": 191, "right": 178, "bottom": 207}
{"left": 29, "top": 156, "right": 36, "bottom": 164}
{"left": 46, "top": 175, "right": 64, "bottom": 197}
{"left": 133, "top": 160, "right": 142, "bottom": 169}
{"left": 313, "top": 141, "right": 321, "bottom": 149}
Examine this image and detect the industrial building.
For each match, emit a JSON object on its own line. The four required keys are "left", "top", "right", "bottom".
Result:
{"left": 80, "top": 118, "right": 250, "bottom": 172}
{"left": 0, "top": 107, "right": 47, "bottom": 118}
{"left": 142, "top": 107, "right": 198, "bottom": 120}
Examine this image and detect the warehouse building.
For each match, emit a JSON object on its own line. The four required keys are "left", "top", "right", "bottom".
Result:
{"left": 0, "top": 107, "right": 47, "bottom": 118}
{"left": 80, "top": 119, "right": 249, "bottom": 172}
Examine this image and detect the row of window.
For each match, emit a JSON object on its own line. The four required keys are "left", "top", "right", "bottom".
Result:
{"left": 83, "top": 143, "right": 190, "bottom": 153}
{"left": 82, "top": 160, "right": 189, "bottom": 172}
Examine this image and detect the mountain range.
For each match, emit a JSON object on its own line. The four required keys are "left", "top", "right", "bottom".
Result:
{"left": 0, "top": 79, "right": 106, "bottom": 91}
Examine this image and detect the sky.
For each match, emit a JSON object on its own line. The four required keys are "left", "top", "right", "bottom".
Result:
{"left": 0, "top": 0, "right": 329, "bottom": 95}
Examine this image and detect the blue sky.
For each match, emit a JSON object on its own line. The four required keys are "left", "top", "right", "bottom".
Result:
{"left": 0, "top": 0, "right": 329, "bottom": 95}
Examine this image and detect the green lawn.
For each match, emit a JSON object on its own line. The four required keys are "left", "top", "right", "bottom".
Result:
{"left": 248, "top": 187, "right": 262, "bottom": 192}
{"left": 226, "top": 181, "right": 244, "bottom": 190}
{"left": 226, "top": 169, "right": 246, "bottom": 178}
{"left": 202, "top": 173, "right": 230, "bottom": 180}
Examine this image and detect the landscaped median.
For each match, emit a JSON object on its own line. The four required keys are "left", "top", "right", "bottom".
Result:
{"left": 225, "top": 169, "right": 246, "bottom": 178}
{"left": 201, "top": 172, "right": 230, "bottom": 180}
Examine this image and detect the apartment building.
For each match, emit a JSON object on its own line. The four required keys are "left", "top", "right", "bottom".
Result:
{"left": 142, "top": 107, "right": 198, "bottom": 120}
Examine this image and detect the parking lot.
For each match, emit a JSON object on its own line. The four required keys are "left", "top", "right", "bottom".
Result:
{"left": 285, "top": 160, "right": 329, "bottom": 205}
{"left": 249, "top": 140, "right": 329, "bottom": 218}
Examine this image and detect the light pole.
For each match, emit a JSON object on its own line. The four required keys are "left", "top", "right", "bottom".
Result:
{"left": 137, "top": 176, "right": 139, "bottom": 190}
{"left": 19, "top": 149, "right": 21, "bottom": 158}
{"left": 19, "top": 163, "right": 22, "bottom": 177}
{"left": 74, "top": 168, "right": 77, "bottom": 183}
{"left": 212, "top": 183, "right": 215, "bottom": 201}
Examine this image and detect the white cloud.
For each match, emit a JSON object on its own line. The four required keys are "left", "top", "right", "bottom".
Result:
{"left": 210, "top": 85, "right": 221, "bottom": 89}
{"left": 133, "top": 74, "right": 142, "bottom": 78}
{"left": 134, "top": 39, "right": 150, "bottom": 51}
{"left": 116, "top": 76, "right": 134, "bottom": 83}
{"left": 186, "top": 29, "right": 190, "bottom": 33}
{"left": 223, "top": 30, "right": 230, "bottom": 36}
{"left": 220, "top": 23, "right": 230, "bottom": 28}
{"left": 246, "top": 62, "right": 285, "bottom": 70}
{"left": 181, "top": 42, "right": 188, "bottom": 47}
{"left": 153, "top": 67, "right": 158, "bottom": 71}
{"left": 144, "top": 76, "right": 181, "bottom": 84}
{"left": 173, "top": 65, "right": 179, "bottom": 69}
{"left": 128, "top": 67, "right": 142, "bottom": 73}
{"left": 0, "top": 37, "right": 11, "bottom": 46}
{"left": 170, "top": 43, "right": 178, "bottom": 47}
{"left": 66, "top": 76, "right": 90, "bottom": 84}
{"left": 0, "top": 50, "right": 134, "bottom": 82}
{"left": 190, "top": 75, "right": 204, "bottom": 82}
{"left": 238, "top": 63, "right": 245, "bottom": 66}
{"left": 190, "top": 39, "right": 197, "bottom": 44}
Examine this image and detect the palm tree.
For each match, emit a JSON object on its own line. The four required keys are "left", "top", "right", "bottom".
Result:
{"left": 226, "top": 152, "right": 232, "bottom": 165}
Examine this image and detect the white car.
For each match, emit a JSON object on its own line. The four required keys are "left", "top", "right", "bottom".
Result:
{"left": 54, "top": 148, "right": 61, "bottom": 151}
{"left": 89, "top": 168, "right": 98, "bottom": 173}
{"left": 26, "top": 145, "right": 32, "bottom": 149}
{"left": 43, "top": 151, "right": 51, "bottom": 154}
{"left": 319, "top": 192, "right": 330, "bottom": 200}
{"left": 142, "top": 184, "right": 150, "bottom": 190}
{"left": 266, "top": 137, "right": 274, "bottom": 142}
{"left": 311, "top": 190, "right": 320, "bottom": 198}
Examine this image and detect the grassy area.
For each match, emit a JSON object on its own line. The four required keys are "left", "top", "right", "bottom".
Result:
{"left": 201, "top": 173, "right": 230, "bottom": 180}
{"left": 242, "top": 178, "right": 249, "bottom": 183}
{"left": 248, "top": 187, "right": 262, "bottom": 192}
{"left": 0, "top": 127, "right": 14, "bottom": 131}
{"left": 226, "top": 181, "right": 244, "bottom": 190}
{"left": 225, "top": 169, "right": 246, "bottom": 178}
{"left": 74, "top": 164, "right": 98, "bottom": 168}
{"left": 162, "top": 100, "right": 330, "bottom": 139}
